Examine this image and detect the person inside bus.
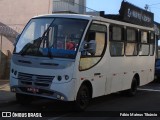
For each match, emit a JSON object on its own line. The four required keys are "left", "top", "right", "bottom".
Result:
{"left": 82, "top": 31, "right": 96, "bottom": 56}
{"left": 66, "top": 40, "right": 76, "bottom": 50}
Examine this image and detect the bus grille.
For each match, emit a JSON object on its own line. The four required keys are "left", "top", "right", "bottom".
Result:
{"left": 18, "top": 72, "right": 54, "bottom": 87}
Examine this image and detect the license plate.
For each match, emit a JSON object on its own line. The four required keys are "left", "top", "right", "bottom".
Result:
{"left": 27, "top": 87, "right": 39, "bottom": 93}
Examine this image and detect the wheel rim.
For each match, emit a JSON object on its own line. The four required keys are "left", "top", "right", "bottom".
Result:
{"left": 78, "top": 88, "right": 89, "bottom": 108}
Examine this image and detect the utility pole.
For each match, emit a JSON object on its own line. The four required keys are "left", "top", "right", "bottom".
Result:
{"left": 145, "top": 4, "right": 149, "bottom": 11}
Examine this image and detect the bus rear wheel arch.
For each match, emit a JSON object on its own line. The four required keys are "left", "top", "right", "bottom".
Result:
{"left": 127, "top": 74, "right": 140, "bottom": 97}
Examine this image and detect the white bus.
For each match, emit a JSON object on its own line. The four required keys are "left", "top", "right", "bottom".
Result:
{"left": 10, "top": 14, "right": 155, "bottom": 111}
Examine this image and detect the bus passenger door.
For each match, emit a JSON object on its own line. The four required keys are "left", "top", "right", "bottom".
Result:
{"left": 78, "top": 23, "right": 107, "bottom": 97}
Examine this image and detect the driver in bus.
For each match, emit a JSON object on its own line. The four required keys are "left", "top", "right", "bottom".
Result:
{"left": 82, "top": 31, "right": 96, "bottom": 56}
{"left": 66, "top": 40, "right": 76, "bottom": 50}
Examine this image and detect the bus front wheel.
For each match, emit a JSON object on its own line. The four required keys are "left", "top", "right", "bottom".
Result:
{"left": 75, "top": 85, "right": 91, "bottom": 111}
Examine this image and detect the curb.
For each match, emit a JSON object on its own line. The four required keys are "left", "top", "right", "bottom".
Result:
{"left": 0, "top": 80, "right": 9, "bottom": 82}
{"left": 0, "top": 81, "right": 16, "bottom": 107}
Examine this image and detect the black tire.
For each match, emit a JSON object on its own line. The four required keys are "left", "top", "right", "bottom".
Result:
{"left": 16, "top": 93, "right": 33, "bottom": 105}
{"left": 127, "top": 77, "right": 138, "bottom": 97}
{"left": 75, "top": 85, "right": 91, "bottom": 111}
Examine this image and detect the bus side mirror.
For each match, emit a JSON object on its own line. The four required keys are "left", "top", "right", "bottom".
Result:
{"left": 13, "top": 34, "right": 20, "bottom": 46}
{"left": 80, "top": 40, "right": 96, "bottom": 55}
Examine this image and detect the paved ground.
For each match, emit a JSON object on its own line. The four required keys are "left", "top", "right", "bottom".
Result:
{"left": 1, "top": 80, "right": 160, "bottom": 120}
{"left": 0, "top": 80, "right": 16, "bottom": 107}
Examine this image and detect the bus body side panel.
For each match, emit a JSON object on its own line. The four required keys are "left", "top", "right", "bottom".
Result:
{"left": 109, "top": 57, "right": 127, "bottom": 93}
{"left": 75, "top": 53, "right": 108, "bottom": 98}
{"left": 138, "top": 56, "right": 155, "bottom": 86}
{"left": 108, "top": 54, "right": 155, "bottom": 93}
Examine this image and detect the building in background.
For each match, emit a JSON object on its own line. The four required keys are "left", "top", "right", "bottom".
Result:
{"left": 53, "top": 0, "right": 86, "bottom": 14}
{"left": 0, "top": 0, "right": 86, "bottom": 79}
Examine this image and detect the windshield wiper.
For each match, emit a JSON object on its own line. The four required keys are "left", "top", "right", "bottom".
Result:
{"left": 41, "top": 27, "right": 54, "bottom": 59}
{"left": 20, "top": 19, "right": 56, "bottom": 58}
{"left": 20, "top": 26, "right": 52, "bottom": 56}
{"left": 20, "top": 37, "right": 41, "bottom": 56}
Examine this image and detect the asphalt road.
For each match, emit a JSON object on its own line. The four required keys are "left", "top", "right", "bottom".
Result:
{"left": 1, "top": 82, "right": 160, "bottom": 120}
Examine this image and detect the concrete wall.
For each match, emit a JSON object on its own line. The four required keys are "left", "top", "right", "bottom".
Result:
{"left": 53, "top": 0, "right": 86, "bottom": 14}
{"left": 0, "top": 0, "right": 52, "bottom": 79}
{"left": 0, "top": 0, "right": 52, "bottom": 25}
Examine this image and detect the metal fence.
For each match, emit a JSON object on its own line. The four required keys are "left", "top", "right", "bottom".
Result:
{"left": 0, "top": 25, "right": 20, "bottom": 79}
{"left": 0, "top": 33, "right": 14, "bottom": 79}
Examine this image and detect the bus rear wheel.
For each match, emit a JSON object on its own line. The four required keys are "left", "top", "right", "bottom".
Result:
{"left": 75, "top": 85, "right": 91, "bottom": 111}
{"left": 16, "top": 93, "right": 33, "bottom": 105}
{"left": 127, "top": 77, "right": 138, "bottom": 97}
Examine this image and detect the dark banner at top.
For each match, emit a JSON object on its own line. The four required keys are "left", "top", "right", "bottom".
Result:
{"left": 119, "top": 1, "right": 154, "bottom": 27}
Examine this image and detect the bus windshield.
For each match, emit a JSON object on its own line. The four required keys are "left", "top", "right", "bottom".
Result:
{"left": 14, "top": 17, "right": 89, "bottom": 59}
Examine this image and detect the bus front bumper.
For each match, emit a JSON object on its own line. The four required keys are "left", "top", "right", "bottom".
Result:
{"left": 11, "top": 86, "right": 68, "bottom": 101}
{"left": 10, "top": 76, "right": 76, "bottom": 101}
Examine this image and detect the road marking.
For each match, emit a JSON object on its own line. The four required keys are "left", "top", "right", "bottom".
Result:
{"left": 47, "top": 113, "right": 71, "bottom": 120}
{"left": 138, "top": 88, "right": 160, "bottom": 92}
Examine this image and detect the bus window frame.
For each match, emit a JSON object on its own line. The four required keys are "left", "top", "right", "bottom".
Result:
{"left": 81, "top": 23, "right": 107, "bottom": 58}
{"left": 125, "top": 27, "right": 139, "bottom": 56}
{"left": 79, "top": 22, "right": 107, "bottom": 71}
{"left": 109, "top": 24, "right": 125, "bottom": 57}
{"left": 149, "top": 32, "right": 155, "bottom": 56}
{"left": 139, "top": 30, "right": 150, "bottom": 56}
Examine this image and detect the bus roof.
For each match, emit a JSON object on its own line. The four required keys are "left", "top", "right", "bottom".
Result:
{"left": 33, "top": 14, "right": 154, "bottom": 31}
{"left": 33, "top": 14, "right": 93, "bottom": 20}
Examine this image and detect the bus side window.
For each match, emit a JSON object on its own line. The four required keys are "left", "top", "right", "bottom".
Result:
{"left": 110, "top": 25, "right": 124, "bottom": 56}
{"left": 150, "top": 32, "right": 155, "bottom": 56}
{"left": 139, "top": 31, "right": 150, "bottom": 56}
{"left": 125, "top": 28, "right": 138, "bottom": 56}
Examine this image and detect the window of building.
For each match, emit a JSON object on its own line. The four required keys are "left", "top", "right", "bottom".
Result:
{"left": 61, "top": 0, "right": 75, "bottom": 5}
{"left": 125, "top": 28, "right": 138, "bottom": 56}
{"left": 110, "top": 25, "right": 124, "bottom": 56}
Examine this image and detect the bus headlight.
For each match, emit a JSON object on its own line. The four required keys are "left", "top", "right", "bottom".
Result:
{"left": 11, "top": 69, "right": 14, "bottom": 73}
{"left": 57, "top": 76, "right": 62, "bottom": 81}
{"left": 14, "top": 71, "right": 17, "bottom": 76}
{"left": 11, "top": 68, "right": 18, "bottom": 76}
{"left": 65, "top": 75, "right": 69, "bottom": 80}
